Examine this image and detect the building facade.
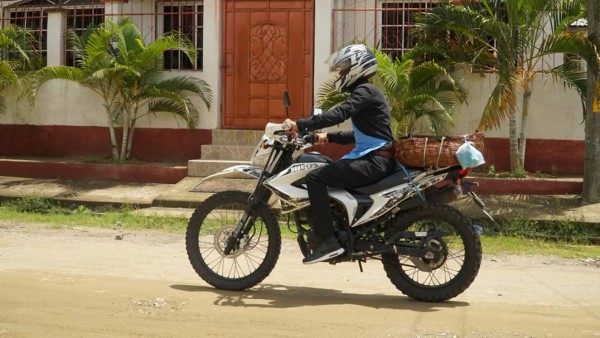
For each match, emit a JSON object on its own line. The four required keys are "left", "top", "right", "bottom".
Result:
{"left": 0, "top": 0, "right": 587, "bottom": 173}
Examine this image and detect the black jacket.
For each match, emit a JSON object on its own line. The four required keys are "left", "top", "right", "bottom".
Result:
{"left": 296, "top": 80, "right": 394, "bottom": 145}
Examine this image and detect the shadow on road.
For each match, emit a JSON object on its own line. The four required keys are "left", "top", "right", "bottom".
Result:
{"left": 170, "top": 283, "right": 469, "bottom": 311}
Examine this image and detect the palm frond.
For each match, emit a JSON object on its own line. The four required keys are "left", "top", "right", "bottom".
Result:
{"left": 541, "top": 32, "right": 599, "bottom": 76}
{"left": 147, "top": 99, "right": 200, "bottom": 129}
{"left": 479, "top": 73, "right": 518, "bottom": 130}
{"left": 0, "top": 61, "right": 19, "bottom": 90}
{"left": 30, "top": 66, "right": 84, "bottom": 96}
{"left": 548, "top": 62, "right": 588, "bottom": 115}
{"left": 134, "top": 34, "right": 195, "bottom": 73}
{"left": 314, "top": 76, "right": 348, "bottom": 110}
{"left": 0, "top": 24, "right": 39, "bottom": 70}
{"left": 138, "top": 77, "right": 212, "bottom": 115}
{"left": 0, "top": 94, "right": 6, "bottom": 115}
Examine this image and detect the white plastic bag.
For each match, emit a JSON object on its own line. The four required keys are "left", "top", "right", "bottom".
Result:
{"left": 455, "top": 141, "right": 485, "bottom": 169}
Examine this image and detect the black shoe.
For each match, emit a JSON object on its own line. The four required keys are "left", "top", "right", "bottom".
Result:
{"left": 302, "top": 236, "right": 344, "bottom": 264}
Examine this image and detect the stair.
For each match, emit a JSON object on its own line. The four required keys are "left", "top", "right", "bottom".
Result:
{"left": 188, "top": 129, "right": 264, "bottom": 177}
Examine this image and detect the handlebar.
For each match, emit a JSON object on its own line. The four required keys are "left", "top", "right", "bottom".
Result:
{"left": 301, "top": 133, "right": 319, "bottom": 145}
{"left": 263, "top": 122, "right": 319, "bottom": 150}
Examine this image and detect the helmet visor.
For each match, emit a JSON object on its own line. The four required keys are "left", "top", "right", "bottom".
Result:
{"left": 326, "top": 51, "right": 352, "bottom": 72}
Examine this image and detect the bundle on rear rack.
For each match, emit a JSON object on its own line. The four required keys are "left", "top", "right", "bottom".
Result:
{"left": 393, "top": 132, "right": 485, "bottom": 168}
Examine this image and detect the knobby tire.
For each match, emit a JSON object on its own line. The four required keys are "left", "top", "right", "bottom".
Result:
{"left": 186, "top": 191, "right": 281, "bottom": 290}
{"left": 382, "top": 203, "right": 482, "bottom": 302}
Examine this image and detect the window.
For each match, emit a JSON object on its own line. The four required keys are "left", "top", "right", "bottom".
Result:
{"left": 3, "top": 0, "right": 104, "bottom": 67}
{"left": 381, "top": 1, "right": 437, "bottom": 60}
{"left": 65, "top": 6, "right": 105, "bottom": 67}
{"left": 161, "top": 2, "right": 204, "bottom": 71}
{"left": 7, "top": 7, "right": 47, "bottom": 61}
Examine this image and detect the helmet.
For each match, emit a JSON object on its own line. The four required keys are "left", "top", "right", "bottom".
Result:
{"left": 328, "top": 44, "right": 377, "bottom": 92}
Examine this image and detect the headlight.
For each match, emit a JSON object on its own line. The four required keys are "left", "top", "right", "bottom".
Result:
{"left": 250, "top": 136, "right": 273, "bottom": 167}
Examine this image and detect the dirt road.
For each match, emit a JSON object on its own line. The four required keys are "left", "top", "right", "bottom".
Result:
{"left": 0, "top": 222, "right": 599, "bottom": 338}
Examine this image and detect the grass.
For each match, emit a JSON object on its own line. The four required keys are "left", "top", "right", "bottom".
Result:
{"left": 0, "top": 196, "right": 599, "bottom": 260}
{"left": 0, "top": 199, "right": 189, "bottom": 232}
{"left": 481, "top": 236, "right": 600, "bottom": 258}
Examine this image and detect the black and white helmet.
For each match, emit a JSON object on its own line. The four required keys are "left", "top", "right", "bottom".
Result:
{"left": 328, "top": 44, "right": 377, "bottom": 92}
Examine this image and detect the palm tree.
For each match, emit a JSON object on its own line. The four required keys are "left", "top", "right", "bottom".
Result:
{"left": 0, "top": 24, "right": 40, "bottom": 115}
{"left": 316, "top": 46, "right": 467, "bottom": 138}
{"left": 98, "top": 19, "right": 213, "bottom": 161}
{"left": 30, "top": 18, "right": 212, "bottom": 162}
{"left": 412, "top": 0, "right": 600, "bottom": 171}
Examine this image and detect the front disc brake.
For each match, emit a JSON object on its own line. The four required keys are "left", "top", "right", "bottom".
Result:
{"left": 214, "top": 225, "right": 247, "bottom": 258}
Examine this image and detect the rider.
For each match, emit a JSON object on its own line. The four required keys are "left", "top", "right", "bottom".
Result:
{"left": 284, "top": 44, "right": 396, "bottom": 264}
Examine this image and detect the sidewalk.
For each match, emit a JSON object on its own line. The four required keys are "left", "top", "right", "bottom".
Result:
{"left": 0, "top": 175, "right": 599, "bottom": 224}
{"left": 0, "top": 176, "right": 208, "bottom": 209}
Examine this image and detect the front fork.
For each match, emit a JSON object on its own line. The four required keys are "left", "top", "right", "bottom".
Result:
{"left": 223, "top": 184, "right": 272, "bottom": 255}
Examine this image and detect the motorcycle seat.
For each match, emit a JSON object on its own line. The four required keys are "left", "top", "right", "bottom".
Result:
{"left": 350, "top": 166, "right": 426, "bottom": 195}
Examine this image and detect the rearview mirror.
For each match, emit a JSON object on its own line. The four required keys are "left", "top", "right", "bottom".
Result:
{"left": 283, "top": 90, "right": 291, "bottom": 110}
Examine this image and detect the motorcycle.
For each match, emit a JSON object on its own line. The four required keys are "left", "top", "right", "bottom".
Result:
{"left": 186, "top": 98, "right": 493, "bottom": 303}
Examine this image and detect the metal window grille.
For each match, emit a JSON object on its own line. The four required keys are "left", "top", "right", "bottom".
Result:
{"left": 332, "top": 0, "right": 438, "bottom": 59}
{"left": 65, "top": 4, "right": 105, "bottom": 67}
{"left": 3, "top": 6, "right": 47, "bottom": 61}
{"left": 160, "top": 1, "right": 204, "bottom": 71}
{"left": 1, "top": 0, "right": 205, "bottom": 71}
{"left": 0, "top": 0, "right": 104, "bottom": 66}
{"left": 381, "top": 1, "right": 437, "bottom": 60}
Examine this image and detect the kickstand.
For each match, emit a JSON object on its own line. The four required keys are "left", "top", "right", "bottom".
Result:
{"left": 357, "top": 258, "right": 365, "bottom": 273}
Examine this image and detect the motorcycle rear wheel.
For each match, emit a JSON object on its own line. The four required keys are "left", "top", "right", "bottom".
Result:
{"left": 185, "top": 190, "right": 281, "bottom": 290}
{"left": 382, "top": 203, "right": 482, "bottom": 302}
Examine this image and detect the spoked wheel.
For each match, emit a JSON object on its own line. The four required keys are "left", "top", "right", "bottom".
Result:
{"left": 185, "top": 190, "right": 281, "bottom": 290}
{"left": 382, "top": 204, "right": 482, "bottom": 302}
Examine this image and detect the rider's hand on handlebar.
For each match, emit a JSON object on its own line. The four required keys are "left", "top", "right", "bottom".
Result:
{"left": 283, "top": 119, "right": 298, "bottom": 134}
{"left": 315, "top": 132, "right": 328, "bottom": 145}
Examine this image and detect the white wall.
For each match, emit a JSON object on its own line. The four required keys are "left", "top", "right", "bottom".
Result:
{"left": 451, "top": 72, "right": 585, "bottom": 140}
{"left": 0, "top": 0, "right": 587, "bottom": 142}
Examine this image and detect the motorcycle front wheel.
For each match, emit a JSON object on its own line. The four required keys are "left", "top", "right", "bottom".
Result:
{"left": 185, "top": 190, "right": 281, "bottom": 291}
{"left": 382, "top": 203, "right": 482, "bottom": 302}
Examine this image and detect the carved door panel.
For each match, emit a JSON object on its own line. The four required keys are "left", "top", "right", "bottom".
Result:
{"left": 222, "top": 0, "right": 314, "bottom": 129}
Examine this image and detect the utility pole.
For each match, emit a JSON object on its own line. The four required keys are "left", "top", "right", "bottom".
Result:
{"left": 583, "top": 0, "right": 600, "bottom": 202}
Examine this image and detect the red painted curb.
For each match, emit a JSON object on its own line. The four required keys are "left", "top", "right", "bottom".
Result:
{"left": 471, "top": 177, "right": 582, "bottom": 195}
{"left": 0, "top": 159, "right": 187, "bottom": 184}
{"left": 0, "top": 159, "right": 584, "bottom": 193}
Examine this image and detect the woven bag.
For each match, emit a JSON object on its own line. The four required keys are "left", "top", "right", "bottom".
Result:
{"left": 393, "top": 132, "right": 485, "bottom": 168}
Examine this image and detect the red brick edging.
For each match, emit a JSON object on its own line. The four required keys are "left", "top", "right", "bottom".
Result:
{"left": 471, "top": 177, "right": 582, "bottom": 195}
{"left": 0, "top": 158, "right": 187, "bottom": 184}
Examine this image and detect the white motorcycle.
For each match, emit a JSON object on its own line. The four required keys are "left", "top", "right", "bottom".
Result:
{"left": 186, "top": 103, "right": 491, "bottom": 302}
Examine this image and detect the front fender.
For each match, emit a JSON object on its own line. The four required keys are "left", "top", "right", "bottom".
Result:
{"left": 201, "top": 165, "right": 263, "bottom": 182}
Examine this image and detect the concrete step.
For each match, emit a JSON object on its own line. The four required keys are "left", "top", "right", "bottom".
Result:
{"left": 200, "top": 144, "right": 256, "bottom": 161}
{"left": 188, "top": 159, "right": 252, "bottom": 177}
{"left": 211, "top": 129, "right": 264, "bottom": 146}
{"left": 191, "top": 129, "right": 263, "bottom": 177}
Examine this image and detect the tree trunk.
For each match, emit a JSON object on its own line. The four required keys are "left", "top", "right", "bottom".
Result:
{"left": 583, "top": 1, "right": 600, "bottom": 202}
{"left": 518, "top": 83, "right": 533, "bottom": 169}
{"left": 119, "top": 109, "right": 130, "bottom": 162}
{"left": 126, "top": 126, "right": 135, "bottom": 161}
{"left": 105, "top": 106, "right": 119, "bottom": 161}
{"left": 125, "top": 107, "right": 139, "bottom": 160}
{"left": 509, "top": 110, "right": 520, "bottom": 171}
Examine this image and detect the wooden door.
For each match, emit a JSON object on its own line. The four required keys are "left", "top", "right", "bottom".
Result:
{"left": 222, "top": 0, "right": 314, "bottom": 129}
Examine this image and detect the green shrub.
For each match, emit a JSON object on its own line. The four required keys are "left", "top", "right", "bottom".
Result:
{"left": 491, "top": 215, "right": 600, "bottom": 245}
{"left": 508, "top": 167, "right": 527, "bottom": 178}
{"left": 3, "top": 195, "right": 65, "bottom": 214}
{"left": 485, "top": 164, "right": 497, "bottom": 177}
